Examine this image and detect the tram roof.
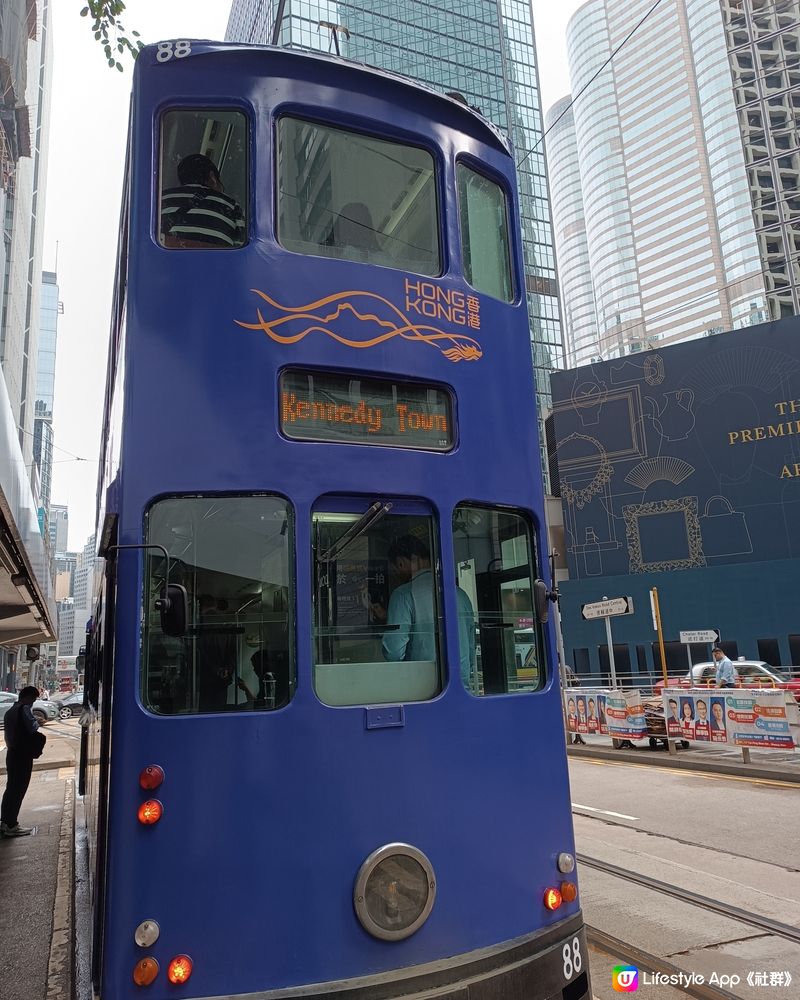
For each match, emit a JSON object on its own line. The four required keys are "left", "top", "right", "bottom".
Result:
{"left": 139, "top": 40, "right": 513, "bottom": 157}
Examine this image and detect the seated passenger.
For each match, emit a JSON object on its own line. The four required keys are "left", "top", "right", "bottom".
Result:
{"left": 332, "top": 202, "right": 381, "bottom": 259}
{"left": 161, "top": 153, "right": 245, "bottom": 249}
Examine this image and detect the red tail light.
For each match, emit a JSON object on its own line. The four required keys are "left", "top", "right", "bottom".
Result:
{"left": 167, "top": 955, "right": 193, "bottom": 984}
{"left": 139, "top": 765, "right": 165, "bottom": 790}
{"left": 138, "top": 800, "right": 163, "bottom": 825}
{"left": 543, "top": 887, "right": 563, "bottom": 911}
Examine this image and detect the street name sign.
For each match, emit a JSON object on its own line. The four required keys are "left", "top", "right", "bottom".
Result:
{"left": 581, "top": 596, "right": 633, "bottom": 620}
{"left": 679, "top": 629, "right": 720, "bottom": 644}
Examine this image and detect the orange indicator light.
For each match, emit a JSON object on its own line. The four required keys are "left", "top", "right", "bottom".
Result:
{"left": 133, "top": 957, "right": 159, "bottom": 986}
{"left": 138, "top": 799, "right": 163, "bottom": 825}
{"left": 543, "top": 887, "right": 563, "bottom": 911}
{"left": 560, "top": 881, "right": 578, "bottom": 903}
{"left": 167, "top": 955, "right": 193, "bottom": 984}
{"left": 139, "top": 765, "right": 165, "bottom": 790}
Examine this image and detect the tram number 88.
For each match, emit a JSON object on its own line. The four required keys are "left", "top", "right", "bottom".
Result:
{"left": 562, "top": 937, "right": 582, "bottom": 980}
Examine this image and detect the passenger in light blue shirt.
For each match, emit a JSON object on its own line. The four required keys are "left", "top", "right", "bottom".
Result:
{"left": 712, "top": 647, "right": 737, "bottom": 688}
{"left": 381, "top": 535, "right": 476, "bottom": 685}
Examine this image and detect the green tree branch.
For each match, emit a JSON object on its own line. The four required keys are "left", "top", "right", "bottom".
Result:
{"left": 80, "top": 1, "right": 143, "bottom": 71}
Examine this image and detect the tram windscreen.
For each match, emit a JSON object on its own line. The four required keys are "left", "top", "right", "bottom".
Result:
{"left": 141, "top": 496, "right": 294, "bottom": 715}
{"left": 452, "top": 505, "right": 544, "bottom": 696}
{"left": 312, "top": 507, "right": 444, "bottom": 706}
{"left": 280, "top": 370, "right": 453, "bottom": 451}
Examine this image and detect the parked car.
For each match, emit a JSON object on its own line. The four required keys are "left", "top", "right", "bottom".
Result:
{"left": 53, "top": 691, "right": 84, "bottom": 719}
{"left": 655, "top": 660, "right": 800, "bottom": 702}
{"left": 0, "top": 690, "right": 59, "bottom": 724}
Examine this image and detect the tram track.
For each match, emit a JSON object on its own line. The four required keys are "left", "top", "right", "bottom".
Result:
{"left": 586, "top": 926, "right": 743, "bottom": 1000}
{"left": 578, "top": 853, "right": 800, "bottom": 946}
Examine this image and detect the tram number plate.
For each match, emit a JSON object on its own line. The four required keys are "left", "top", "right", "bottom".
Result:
{"left": 280, "top": 368, "right": 454, "bottom": 451}
{"left": 562, "top": 937, "right": 583, "bottom": 980}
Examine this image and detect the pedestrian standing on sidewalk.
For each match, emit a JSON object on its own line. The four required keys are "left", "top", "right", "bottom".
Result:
{"left": 712, "top": 647, "right": 737, "bottom": 688}
{"left": 1, "top": 686, "right": 46, "bottom": 838}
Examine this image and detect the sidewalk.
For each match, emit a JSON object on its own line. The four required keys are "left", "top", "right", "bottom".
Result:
{"left": 566, "top": 732, "right": 800, "bottom": 782}
{"left": 0, "top": 725, "right": 77, "bottom": 1000}
{"left": 0, "top": 767, "right": 74, "bottom": 1000}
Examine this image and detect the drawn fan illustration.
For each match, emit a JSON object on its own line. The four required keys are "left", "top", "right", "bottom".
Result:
{"left": 624, "top": 456, "right": 695, "bottom": 490}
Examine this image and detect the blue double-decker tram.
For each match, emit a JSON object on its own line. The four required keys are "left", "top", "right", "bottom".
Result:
{"left": 80, "top": 40, "right": 591, "bottom": 1000}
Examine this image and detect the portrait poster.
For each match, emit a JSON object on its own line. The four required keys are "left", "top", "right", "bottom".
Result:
{"left": 662, "top": 688, "right": 795, "bottom": 749}
{"left": 565, "top": 689, "right": 641, "bottom": 739}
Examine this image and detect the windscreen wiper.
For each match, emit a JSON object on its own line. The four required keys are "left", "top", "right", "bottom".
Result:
{"left": 317, "top": 501, "right": 393, "bottom": 564}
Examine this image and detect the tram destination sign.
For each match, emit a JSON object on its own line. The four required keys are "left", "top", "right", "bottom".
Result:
{"left": 280, "top": 369, "right": 454, "bottom": 451}
{"left": 581, "top": 596, "right": 634, "bottom": 620}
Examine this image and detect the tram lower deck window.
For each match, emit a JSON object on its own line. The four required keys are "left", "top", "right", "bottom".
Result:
{"left": 452, "top": 505, "right": 544, "bottom": 696}
{"left": 141, "top": 496, "right": 293, "bottom": 715}
{"left": 277, "top": 117, "right": 441, "bottom": 276}
{"left": 312, "top": 505, "right": 444, "bottom": 706}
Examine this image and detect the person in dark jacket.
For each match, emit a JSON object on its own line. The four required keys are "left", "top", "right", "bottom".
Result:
{"left": 1, "top": 686, "right": 45, "bottom": 837}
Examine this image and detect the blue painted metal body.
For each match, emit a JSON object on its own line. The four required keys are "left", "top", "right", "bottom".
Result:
{"left": 89, "top": 42, "right": 579, "bottom": 1000}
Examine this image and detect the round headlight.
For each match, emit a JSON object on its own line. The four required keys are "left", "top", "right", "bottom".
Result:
{"left": 354, "top": 843, "right": 436, "bottom": 941}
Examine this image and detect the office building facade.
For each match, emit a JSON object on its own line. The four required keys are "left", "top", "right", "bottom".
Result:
{"left": 226, "top": 0, "right": 564, "bottom": 474}
{"left": 722, "top": 0, "right": 800, "bottom": 319}
{"left": 49, "top": 502, "right": 68, "bottom": 553}
{"left": 544, "top": 97, "right": 597, "bottom": 368}
{"left": 548, "top": 0, "right": 776, "bottom": 367}
{"left": 0, "top": 1, "right": 57, "bottom": 677}
{"left": 32, "top": 269, "right": 59, "bottom": 527}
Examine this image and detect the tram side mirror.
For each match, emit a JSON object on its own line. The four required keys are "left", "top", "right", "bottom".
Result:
{"left": 533, "top": 579, "right": 550, "bottom": 625}
{"left": 155, "top": 584, "right": 188, "bottom": 637}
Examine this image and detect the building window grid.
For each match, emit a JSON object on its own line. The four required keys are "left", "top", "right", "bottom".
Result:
{"left": 724, "top": 0, "right": 800, "bottom": 314}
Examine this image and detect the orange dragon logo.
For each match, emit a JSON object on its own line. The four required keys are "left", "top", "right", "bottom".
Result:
{"left": 235, "top": 288, "right": 483, "bottom": 362}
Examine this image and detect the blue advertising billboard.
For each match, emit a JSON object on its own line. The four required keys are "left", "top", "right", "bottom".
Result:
{"left": 550, "top": 319, "right": 800, "bottom": 675}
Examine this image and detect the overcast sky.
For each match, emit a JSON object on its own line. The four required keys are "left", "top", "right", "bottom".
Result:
{"left": 44, "top": 1, "right": 583, "bottom": 551}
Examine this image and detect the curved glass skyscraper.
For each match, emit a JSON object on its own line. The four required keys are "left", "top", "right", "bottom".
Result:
{"left": 547, "top": 0, "right": 783, "bottom": 367}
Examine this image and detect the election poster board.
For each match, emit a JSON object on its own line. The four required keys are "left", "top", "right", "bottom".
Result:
{"left": 606, "top": 689, "right": 647, "bottom": 740}
{"left": 565, "top": 689, "right": 646, "bottom": 740}
{"left": 663, "top": 688, "right": 796, "bottom": 749}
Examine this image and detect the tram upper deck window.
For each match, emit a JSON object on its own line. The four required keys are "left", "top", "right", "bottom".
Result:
{"left": 158, "top": 109, "right": 248, "bottom": 249}
{"left": 452, "top": 505, "right": 544, "bottom": 696}
{"left": 312, "top": 505, "right": 443, "bottom": 706}
{"left": 456, "top": 164, "right": 513, "bottom": 302}
{"left": 141, "top": 496, "right": 293, "bottom": 715}
{"left": 277, "top": 117, "right": 441, "bottom": 276}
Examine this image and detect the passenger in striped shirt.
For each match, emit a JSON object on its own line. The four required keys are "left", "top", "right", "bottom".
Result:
{"left": 160, "top": 153, "right": 245, "bottom": 249}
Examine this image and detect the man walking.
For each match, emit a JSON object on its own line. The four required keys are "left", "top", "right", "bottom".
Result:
{"left": 712, "top": 647, "right": 737, "bottom": 689}
{"left": 1, "top": 686, "right": 45, "bottom": 837}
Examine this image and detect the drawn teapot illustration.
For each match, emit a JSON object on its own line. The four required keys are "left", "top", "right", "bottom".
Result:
{"left": 645, "top": 389, "right": 695, "bottom": 441}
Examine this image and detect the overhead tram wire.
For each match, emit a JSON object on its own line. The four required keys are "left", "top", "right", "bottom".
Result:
{"left": 515, "top": 0, "right": 668, "bottom": 173}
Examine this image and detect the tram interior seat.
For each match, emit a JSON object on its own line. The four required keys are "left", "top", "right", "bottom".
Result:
{"left": 315, "top": 660, "right": 438, "bottom": 706}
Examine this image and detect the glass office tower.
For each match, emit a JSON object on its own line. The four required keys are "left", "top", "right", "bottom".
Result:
{"left": 722, "top": 0, "right": 800, "bottom": 320}
{"left": 226, "top": 0, "right": 564, "bottom": 478}
{"left": 546, "top": 0, "right": 798, "bottom": 367}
